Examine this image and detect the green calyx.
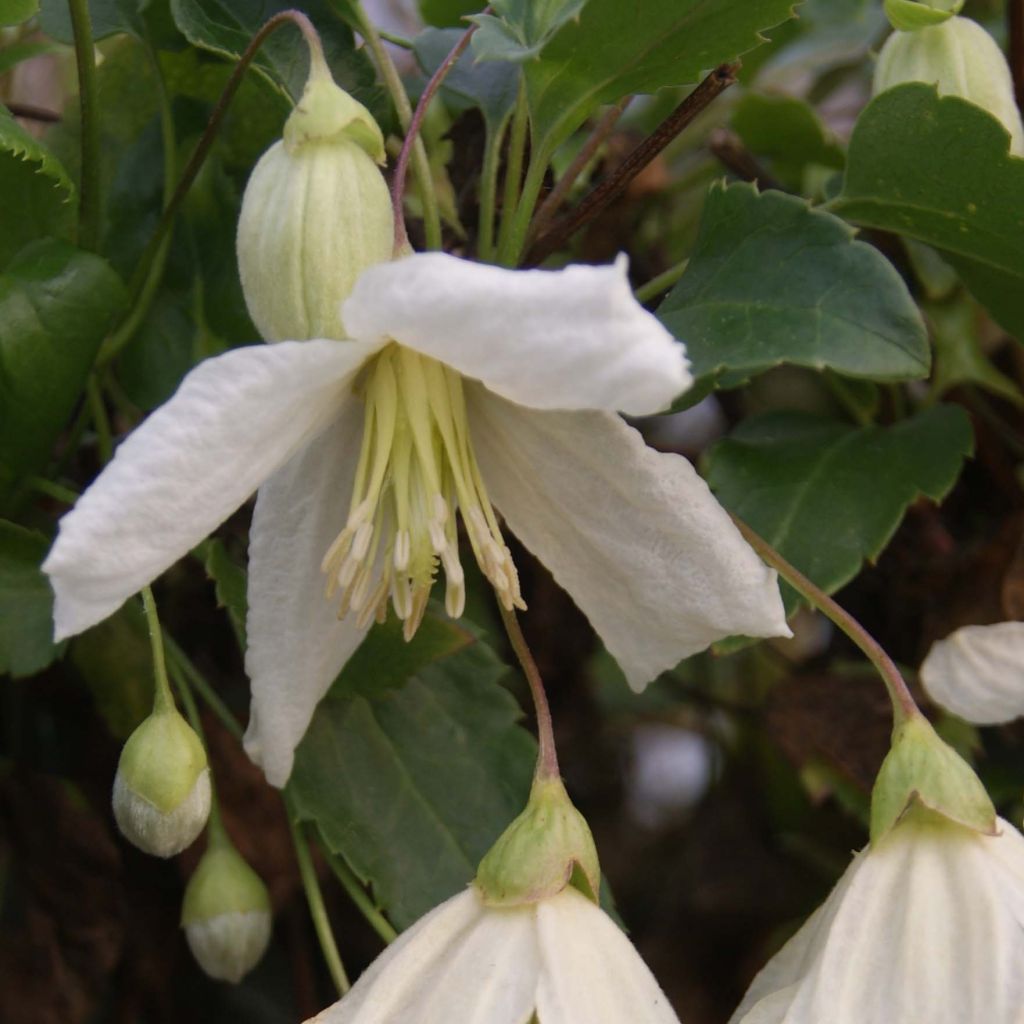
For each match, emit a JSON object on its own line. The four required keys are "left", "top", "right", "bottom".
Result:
{"left": 118, "top": 709, "right": 208, "bottom": 813}
{"left": 474, "top": 776, "right": 600, "bottom": 907}
{"left": 884, "top": 0, "right": 963, "bottom": 31}
{"left": 182, "top": 840, "right": 270, "bottom": 926}
{"left": 283, "top": 57, "right": 385, "bottom": 163}
{"left": 869, "top": 712, "right": 996, "bottom": 844}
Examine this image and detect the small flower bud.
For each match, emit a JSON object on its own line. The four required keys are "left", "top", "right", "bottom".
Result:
{"left": 475, "top": 776, "right": 600, "bottom": 907}
{"left": 112, "top": 709, "right": 211, "bottom": 857}
{"left": 182, "top": 842, "right": 272, "bottom": 983}
{"left": 237, "top": 57, "right": 394, "bottom": 342}
{"left": 874, "top": 15, "right": 1024, "bottom": 155}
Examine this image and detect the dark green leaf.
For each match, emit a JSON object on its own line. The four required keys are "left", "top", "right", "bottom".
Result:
{"left": 830, "top": 84, "right": 1024, "bottom": 339}
{"left": 0, "top": 240, "right": 127, "bottom": 501}
{"left": 38, "top": 0, "right": 144, "bottom": 41}
{"left": 289, "top": 617, "right": 536, "bottom": 928}
{"left": 419, "top": 0, "right": 480, "bottom": 28}
{"left": 658, "top": 183, "right": 929, "bottom": 393}
{"left": 199, "top": 538, "right": 248, "bottom": 650}
{"left": 705, "top": 406, "right": 973, "bottom": 612}
{"left": 472, "top": 0, "right": 585, "bottom": 62}
{"left": 0, "top": 519, "right": 61, "bottom": 676}
{"left": 1, "top": 0, "right": 39, "bottom": 28}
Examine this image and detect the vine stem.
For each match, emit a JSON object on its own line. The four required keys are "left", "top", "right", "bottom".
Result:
{"left": 525, "top": 62, "right": 740, "bottom": 266}
{"left": 389, "top": 17, "right": 479, "bottom": 254}
{"left": 730, "top": 515, "right": 920, "bottom": 725}
{"left": 67, "top": 0, "right": 102, "bottom": 251}
{"left": 498, "top": 604, "right": 560, "bottom": 781}
{"left": 141, "top": 586, "right": 176, "bottom": 715}
{"left": 494, "top": 80, "right": 529, "bottom": 263}
{"left": 633, "top": 258, "right": 688, "bottom": 305}
{"left": 350, "top": 3, "right": 442, "bottom": 251}
{"left": 323, "top": 849, "right": 398, "bottom": 945}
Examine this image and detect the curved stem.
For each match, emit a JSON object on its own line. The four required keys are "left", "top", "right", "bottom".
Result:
{"left": 498, "top": 604, "right": 560, "bottom": 780}
{"left": 323, "top": 849, "right": 398, "bottom": 945}
{"left": 389, "top": 17, "right": 478, "bottom": 254}
{"left": 141, "top": 586, "right": 176, "bottom": 715}
{"left": 495, "top": 80, "right": 529, "bottom": 264}
{"left": 633, "top": 258, "right": 688, "bottom": 305}
{"left": 475, "top": 119, "right": 506, "bottom": 261}
{"left": 67, "top": 0, "right": 102, "bottom": 251}
{"left": 163, "top": 635, "right": 244, "bottom": 742}
{"left": 731, "top": 515, "right": 919, "bottom": 725}
{"left": 495, "top": 144, "right": 549, "bottom": 268}
{"left": 86, "top": 375, "right": 112, "bottom": 462}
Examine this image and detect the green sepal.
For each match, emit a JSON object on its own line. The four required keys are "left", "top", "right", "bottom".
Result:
{"left": 181, "top": 842, "right": 270, "bottom": 925}
{"left": 884, "top": 0, "right": 963, "bottom": 31}
{"left": 283, "top": 63, "right": 386, "bottom": 163}
{"left": 475, "top": 776, "right": 600, "bottom": 907}
{"left": 118, "top": 709, "right": 208, "bottom": 814}
{"left": 869, "top": 713, "right": 996, "bottom": 843}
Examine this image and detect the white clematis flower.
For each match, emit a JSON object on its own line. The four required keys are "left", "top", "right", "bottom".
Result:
{"left": 306, "top": 884, "right": 681, "bottom": 1024}
{"left": 728, "top": 809, "right": 1024, "bottom": 1024}
{"left": 43, "top": 253, "right": 789, "bottom": 786}
{"left": 921, "top": 621, "right": 1024, "bottom": 725}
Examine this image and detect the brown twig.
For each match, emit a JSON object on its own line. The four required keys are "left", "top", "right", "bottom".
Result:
{"left": 525, "top": 62, "right": 740, "bottom": 266}
{"left": 708, "top": 127, "right": 782, "bottom": 191}
{"left": 1010, "top": 0, "right": 1024, "bottom": 111}
{"left": 6, "top": 102, "right": 61, "bottom": 123}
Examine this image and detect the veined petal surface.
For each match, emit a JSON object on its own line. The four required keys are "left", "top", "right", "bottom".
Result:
{"left": 243, "top": 398, "right": 370, "bottom": 788}
{"left": 342, "top": 252, "right": 690, "bottom": 416}
{"left": 921, "top": 622, "right": 1024, "bottom": 725}
{"left": 467, "top": 389, "right": 790, "bottom": 689}
{"left": 44, "top": 340, "right": 379, "bottom": 640}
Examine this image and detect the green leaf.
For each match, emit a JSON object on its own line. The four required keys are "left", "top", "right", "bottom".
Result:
{"left": 0, "top": 519, "right": 61, "bottom": 677}
{"left": 38, "top": 0, "right": 144, "bottom": 41}
{"left": 419, "top": 0, "right": 480, "bottom": 28}
{"left": 199, "top": 538, "right": 248, "bottom": 650}
{"left": 830, "top": 84, "right": 1024, "bottom": 339}
{"left": 0, "top": 239, "right": 127, "bottom": 501}
{"left": 483, "top": 0, "right": 797, "bottom": 157}
{"left": 169, "top": 0, "right": 384, "bottom": 112}
{"left": 0, "top": 0, "right": 38, "bottom": 27}
{"left": 0, "top": 104, "right": 75, "bottom": 265}
{"left": 471, "top": 0, "right": 586, "bottom": 62}
{"left": 289, "top": 617, "right": 537, "bottom": 929}
{"left": 705, "top": 405, "right": 973, "bottom": 613}
{"left": 657, "top": 183, "right": 929, "bottom": 394}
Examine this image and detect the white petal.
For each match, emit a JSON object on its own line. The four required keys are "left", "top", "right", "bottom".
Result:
{"left": 308, "top": 888, "right": 537, "bottom": 1024}
{"left": 242, "top": 399, "right": 370, "bottom": 788}
{"left": 43, "top": 340, "right": 379, "bottom": 640}
{"left": 536, "top": 888, "right": 680, "bottom": 1024}
{"left": 921, "top": 622, "right": 1024, "bottom": 725}
{"left": 342, "top": 252, "right": 690, "bottom": 415}
{"left": 467, "top": 390, "right": 790, "bottom": 688}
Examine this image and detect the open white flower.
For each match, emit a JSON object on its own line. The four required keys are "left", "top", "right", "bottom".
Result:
{"left": 307, "top": 883, "right": 680, "bottom": 1024}
{"left": 729, "top": 810, "right": 1024, "bottom": 1024}
{"left": 921, "top": 621, "right": 1024, "bottom": 725}
{"left": 43, "top": 252, "right": 789, "bottom": 786}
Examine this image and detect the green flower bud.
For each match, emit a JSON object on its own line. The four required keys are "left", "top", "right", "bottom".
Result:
{"left": 874, "top": 15, "right": 1024, "bottom": 155}
{"left": 237, "top": 58, "right": 394, "bottom": 342}
{"left": 475, "top": 776, "right": 600, "bottom": 907}
{"left": 112, "top": 709, "right": 211, "bottom": 857}
{"left": 869, "top": 712, "right": 997, "bottom": 843}
{"left": 182, "top": 842, "right": 272, "bottom": 984}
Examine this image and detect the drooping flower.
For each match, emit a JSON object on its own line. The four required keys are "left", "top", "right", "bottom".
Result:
{"left": 921, "top": 621, "right": 1024, "bottom": 724}
{"left": 43, "top": 253, "right": 789, "bottom": 787}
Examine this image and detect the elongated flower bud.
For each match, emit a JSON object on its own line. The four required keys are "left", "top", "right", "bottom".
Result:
{"left": 874, "top": 15, "right": 1024, "bottom": 155}
{"left": 112, "top": 709, "right": 211, "bottom": 857}
{"left": 237, "top": 55, "right": 394, "bottom": 341}
{"left": 182, "top": 841, "right": 272, "bottom": 983}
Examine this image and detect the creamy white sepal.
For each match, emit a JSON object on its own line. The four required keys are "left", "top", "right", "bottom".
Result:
{"left": 44, "top": 339, "right": 380, "bottom": 640}
{"left": 921, "top": 622, "right": 1024, "bottom": 725}
{"left": 342, "top": 252, "right": 691, "bottom": 416}
{"left": 111, "top": 765, "right": 211, "bottom": 858}
{"left": 185, "top": 908, "right": 273, "bottom": 984}
{"left": 243, "top": 401, "right": 371, "bottom": 787}
{"left": 729, "top": 814, "right": 1024, "bottom": 1024}
{"left": 467, "top": 388, "right": 790, "bottom": 689}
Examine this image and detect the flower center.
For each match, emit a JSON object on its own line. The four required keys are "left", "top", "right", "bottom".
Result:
{"left": 321, "top": 343, "right": 525, "bottom": 639}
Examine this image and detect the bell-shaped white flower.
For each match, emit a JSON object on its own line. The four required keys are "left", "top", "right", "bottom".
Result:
{"left": 43, "top": 252, "right": 789, "bottom": 786}
{"left": 306, "top": 883, "right": 679, "bottom": 1024}
{"left": 728, "top": 809, "right": 1024, "bottom": 1024}
{"left": 921, "top": 621, "right": 1024, "bottom": 725}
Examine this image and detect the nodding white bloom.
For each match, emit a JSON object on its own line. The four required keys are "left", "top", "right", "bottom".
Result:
{"left": 306, "top": 884, "right": 680, "bottom": 1024}
{"left": 922, "top": 621, "right": 1024, "bottom": 724}
{"left": 43, "top": 253, "right": 789, "bottom": 786}
{"left": 729, "top": 809, "right": 1024, "bottom": 1024}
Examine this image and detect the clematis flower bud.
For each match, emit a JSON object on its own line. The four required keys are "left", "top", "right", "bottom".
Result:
{"left": 182, "top": 839, "right": 272, "bottom": 983}
{"left": 237, "top": 50, "right": 394, "bottom": 341}
{"left": 874, "top": 14, "right": 1024, "bottom": 155}
{"left": 112, "top": 709, "right": 211, "bottom": 857}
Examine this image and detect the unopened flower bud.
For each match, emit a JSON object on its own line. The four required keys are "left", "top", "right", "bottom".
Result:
{"left": 182, "top": 841, "right": 272, "bottom": 983}
{"left": 475, "top": 775, "right": 600, "bottom": 906}
{"left": 237, "top": 54, "right": 394, "bottom": 341}
{"left": 112, "top": 709, "right": 211, "bottom": 857}
{"left": 874, "top": 15, "right": 1024, "bottom": 155}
